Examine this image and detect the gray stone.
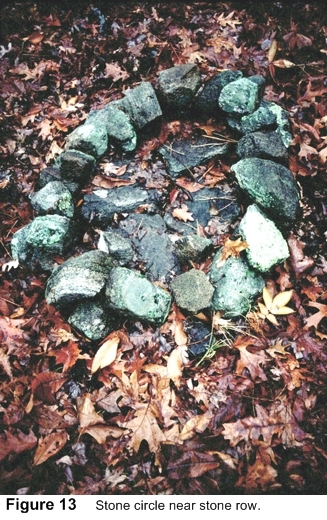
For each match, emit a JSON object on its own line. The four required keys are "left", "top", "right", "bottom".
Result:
{"left": 36, "top": 167, "right": 80, "bottom": 194}
{"left": 248, "top": 75, "right": 266, "bottom": 98}
{"left": 219, "top": 78, "right": 260, "bottom": 117}
{"left": 68, "top": 301, "right": 113, "bottom": 341}
{"left": 157, "top": 64, "right": 201, "bottom": 111}
{"left": 65, "top": 123, "right": 108, "bottom": 158}
{"left": 236, "top": 131, "right": 288, "bottom": 163}
{"left": 81, "top": 186, "right": 158, "bottom": 226}
{"left": 55, "top": 150, "right": 96, "bottom": 183}
{"left": 98, "top": 230, "right": 134, "bottom": 265}
{"left": 11, "top": 215, "right": 76, "bottom": 269}
{"left": 30, "top": 181, "right": 74, "bottom": 218}
{"left": 232, "top": 157, "right": 300, "bottom": 224}
{"left": 210, "top": 254, "right": 265, "bottom": 317}
{"left": 87, "top": 105, "right": 137, "bottom": 152}
{"left": 175, "top": 234, "right": 213, "bottom": 264}
{"left": 117, "top": 214, "right": 180, "bottom": 282}
{"left": 194, "top": 70, "right": 243, "bottom": 119}
{"left": 45, "top": 250, "right": 117, "bottom": 308}
{"left": 159, "top": 137, "right": 228, "bottom": 179}
{"left": 105, "top": 267, "right": 172, "bottom": 325}
{"left": 238, "top": 204, "right": 289, "bottom": 272}
{"left": 171, "top": 269, "right": 214, "bottom": 314}
{"left": 116, "top": 82, "right": 162, "bottom": 129}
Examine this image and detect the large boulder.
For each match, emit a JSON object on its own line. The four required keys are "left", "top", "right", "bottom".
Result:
{"left": 45, "top": 250, "right": 117, "bottom": 308}
{"left": 159, "top": 137, "right": 228, "bottom": 179}
{"left": 231, "top": 157, "right": 300, "bottom": 225}
{"left": 171, "top": 269, "right": 214, "bottom": 314}
{"left": 238, "top": 204, "right": 289, "bottom": 272}
{"left": 105, "top": 267, "right": 172, "bottom": 325}
{"left": 210, "top": 254, "right": 265, "bottom": 317}
{"left": 157, "top": 64, "right": 201, "bottom": 112}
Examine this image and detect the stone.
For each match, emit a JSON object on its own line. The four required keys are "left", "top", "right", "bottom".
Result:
{"left": 105, "top": 267, "right": 172, "bottom": 325}
{"left": 116, "top": 82, "right": 162, "bottom": 129}
{"left": 98, "top": 230, "right": 134, "bottom": 265}
{"left": 175, "top": 234, "right": 213, "bottom": 264}
{"left": 11, "top": 215, "right": 76, "bottom": 270}
{"left": 36, "top": 166, "right": 80, "bottom": 195}
{"left": 159, "top": 136, "right": 228, "bottom": 179}
{"left": 87, "top": 105, "right": 137, "bottom": 152}
{"left": 68, "top": 300, "right": 114, "bottom": 341}
{"left": 228, "top": 100, "right": 292, "bottom": 147}
{"left": 238, "top": 204, "right": 289, "bottom": 272}
{"left": 194, "top": 70, "right": 243, "bottom": 119}
{"left": 65, "top": 122, "right": 108, "bottom": 158}
{"left": 171, "top": 269, "right": 214, "bottom": 314}
{"left": 30, "top": 181, "right": 74, "bottom": 218}
{"left": 236, "top": 131, "right": 288, "bottom": 163}
{"left": 210, "top": 254, "right": 265, "bottom": 317}
{"left": 81, "top": 186, "right": 159, "bottom": 226}
{"left": 164, "top": 185, "right": 240, "bottom": 234}
{"left": 247, "top": 75, "right": 266, "bottom": 98}
{"left": 157, "top": 64, "right": 201, "bottom": 112}
{"left": 219, "top": 78, "right": 260, "bottom": 117}
{"left": 117, "top": 214, "right": 180, "bottom": 283}
{"left": 231, "top": 157, "right": 300, "bottom": 224}
{"left": 186, "top": 321, "right": 212, "bottom": 358}
{"left": 55, "top": 149, "right": 96, "bottom": 183}
{"left": 45, "top": 250, "right": 117, "bottom": 308}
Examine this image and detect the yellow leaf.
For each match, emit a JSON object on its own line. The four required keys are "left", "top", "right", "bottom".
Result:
{"left": 258, "top": 302, "right": 269, "bottom": 316}
{"left": 273, "top": 59, "right": 296, "bottom": 68}
{"left": 263, "top": 286, "right": 273, "bottom": 309}
{"left": 272, "top": 306, "right": 295, "bottom": 315}
{"left": 271, "top": 290, "right": 293, "bottom": 310}
{"left": 167, "top": 346, "right": 188, "bottom": 386}
{"left": 266, "top": 313, "right": 279, "bottom": 326}
{"left": 91, "top": 335, "right": 120, "bottom": 374}
{"left": 77, "top": 394, "right": 105, "bottom": 428}
{"left": 172, "top": 204, "right": 194, "bottom": 222}
{"left": 268, "top": 39, "right": 278, "bottom": 63}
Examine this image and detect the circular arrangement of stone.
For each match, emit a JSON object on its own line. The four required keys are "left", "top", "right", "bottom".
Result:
{"left": 11, "top": 64, "right": 300, "bottom": 342}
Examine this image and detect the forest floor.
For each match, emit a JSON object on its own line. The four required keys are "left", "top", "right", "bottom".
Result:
{"left": 1, "top": 1, "right": 327, "bottom": 494}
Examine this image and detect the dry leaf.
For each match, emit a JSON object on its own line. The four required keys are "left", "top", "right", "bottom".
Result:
{"left": 268, "top": 39, "right": 278, "bottom": 62}
{"left": 215, "top": 237, "right": 248, "bottom": 267}
{"left": 0, "top": 429, "right": 37, "bottom": 461}
{"left": 77, "top": 394, "right": 105, "bottom": 429}
{"left": 304, "top": 302, "right": 327, "bottom": 330}
{"left": 123, "top": 404, "right": 166, "bottom": 453}
{"left": 172, "top": 204, "right": 194, "bottom": 223}
{"left": 179, "top": 411, "right": 212, "bottom": 441}
{"left": 82, "top": 425, "right": 123, "bottom": 444}
{"left": 104, "top": 62, "right": 129, "bottom": 82}
{"left": 33, "top": 431, "right": 68, "bottom": 466}
{"left": 273, "top": 59, "right": 296, "bottom": 68}
{"left": 167, "top": 345, "right": 189, "bottom": 386}
{"left": 91, "top": 335, "right": 120, "bottom": 374}
{"left": 48, "top": 340, "right": 81, "bottom": 372}
{"left": 257, "top": 287, "right": 295, "bottom": 325}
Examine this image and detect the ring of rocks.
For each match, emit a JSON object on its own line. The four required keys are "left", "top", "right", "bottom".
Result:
{"left": 11, "top": 64, "right": 300, "bottom": 353}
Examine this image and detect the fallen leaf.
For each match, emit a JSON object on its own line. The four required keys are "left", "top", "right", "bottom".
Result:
{"left": 77, "top": 394, "right": 105, "bottom": 429}
{"left": 167, "top": 345, "right": 189, "bottom": 386}
{"left": 0, "top": 429, "right": 37, "bottom": 461}
{"left": 91, "top": 335, "right": 120, "bottom": 374}
{"left": 287, "top": 233, "right": 314, "bottom": 276}
{"left": 104, "top": 62, "right": 129, "bottom": 82}
{"left": 304, "top": 301, "right": 327, "bottom": 330}
{"left": 123, "top": 404, "right": 166, "bottom": 453}
{"left": 48, "top": 340, "right": 81, "bottom": 372}
{"left": 31, "top": 372, "right": 68, "bottom": 404}
{"left": 33, "top": 431, "right": 68, "bottom": 466}
{"left": 179, "top": 411, "right": 213, "bottom": 441}
{"left": 273, "top": 59, "right": 296, "bottom": 68}
{"left": 172, "top": 204, "right": 194, "bottom": 222}
{"left": 167, "top": 450, "right": 220, "bottom": 479}
{"left": 215, "top": 237, "right": 248, "bottom": 266}
{"left": 82, "top": 425, "right": 123, "bottom": 444}
{"left": 235, "top": 342, "right": 268, "bottom": 381}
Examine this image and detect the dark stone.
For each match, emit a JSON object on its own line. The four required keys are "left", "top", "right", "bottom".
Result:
{"left": 186, "top": 321, "right": 212, "bottom": 358}
{"left": 236, "top": 130, "right": 288, "bottom": 163}
{"left": 117, "top": 214, "right": 181, "bottom": 283}
{"left": 65, "top": 122, "right": 108, "bottom": 158}
{"left": 68, "top": 300, "right": 114, "bottom": 341}
{"left": 156, "top": 64, "right": 202, "bottom": 112}
{"left": 55, "top": 150, "right": 96, "bottom": 183}
{"left": 231, "top": 157, "right": 300, "bottom": 224}
{"left": 116, "top": 82, "right": 162, "bottom": 129}
{"left": 87, "top": 105, "right": 137, "bottom": 152}
{"left": 175, "top": 234, "right": 213, "bottom": 264}
{"left": 98, "top": 230, "right": 134, "bottom": 265}
{"left": 36, "top": 167, "right": 80, "bottom": 194}
{"left": 81, "top": 186, "right": 159, "bottom": 226}
{"left": 158, "top": 136, "right": 228, "bottom": 179}
{"left": 194, "top": 70, "right": 243, "bottom": 119}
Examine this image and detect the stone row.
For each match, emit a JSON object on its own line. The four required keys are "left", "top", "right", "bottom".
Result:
{"left": 11, "top": 64, "right": 300, "bottom": 342}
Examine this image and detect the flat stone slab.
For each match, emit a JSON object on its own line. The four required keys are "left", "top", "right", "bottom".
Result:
{"left": 45, "top": 250, "right": 117, "bottom": 308}
{"left": 238, "top": 204, "right": 289, "bottom": 272}
{"left": 210, "top": 253, "right": 265, "bottom": 317}
{"left": 105, "top": 267, "right": 172, "bottom": 325}
{"left": 159, "top": 137, "right": 228, "bottom": 179}
{"left": 231, "top": 157, "right": 299, "bottom": 225}
{"left": 81, "top": 186, "right": 158, "bottom": 226}
{"left": 171, "top": 269, "right": 214, "bottom": 314}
